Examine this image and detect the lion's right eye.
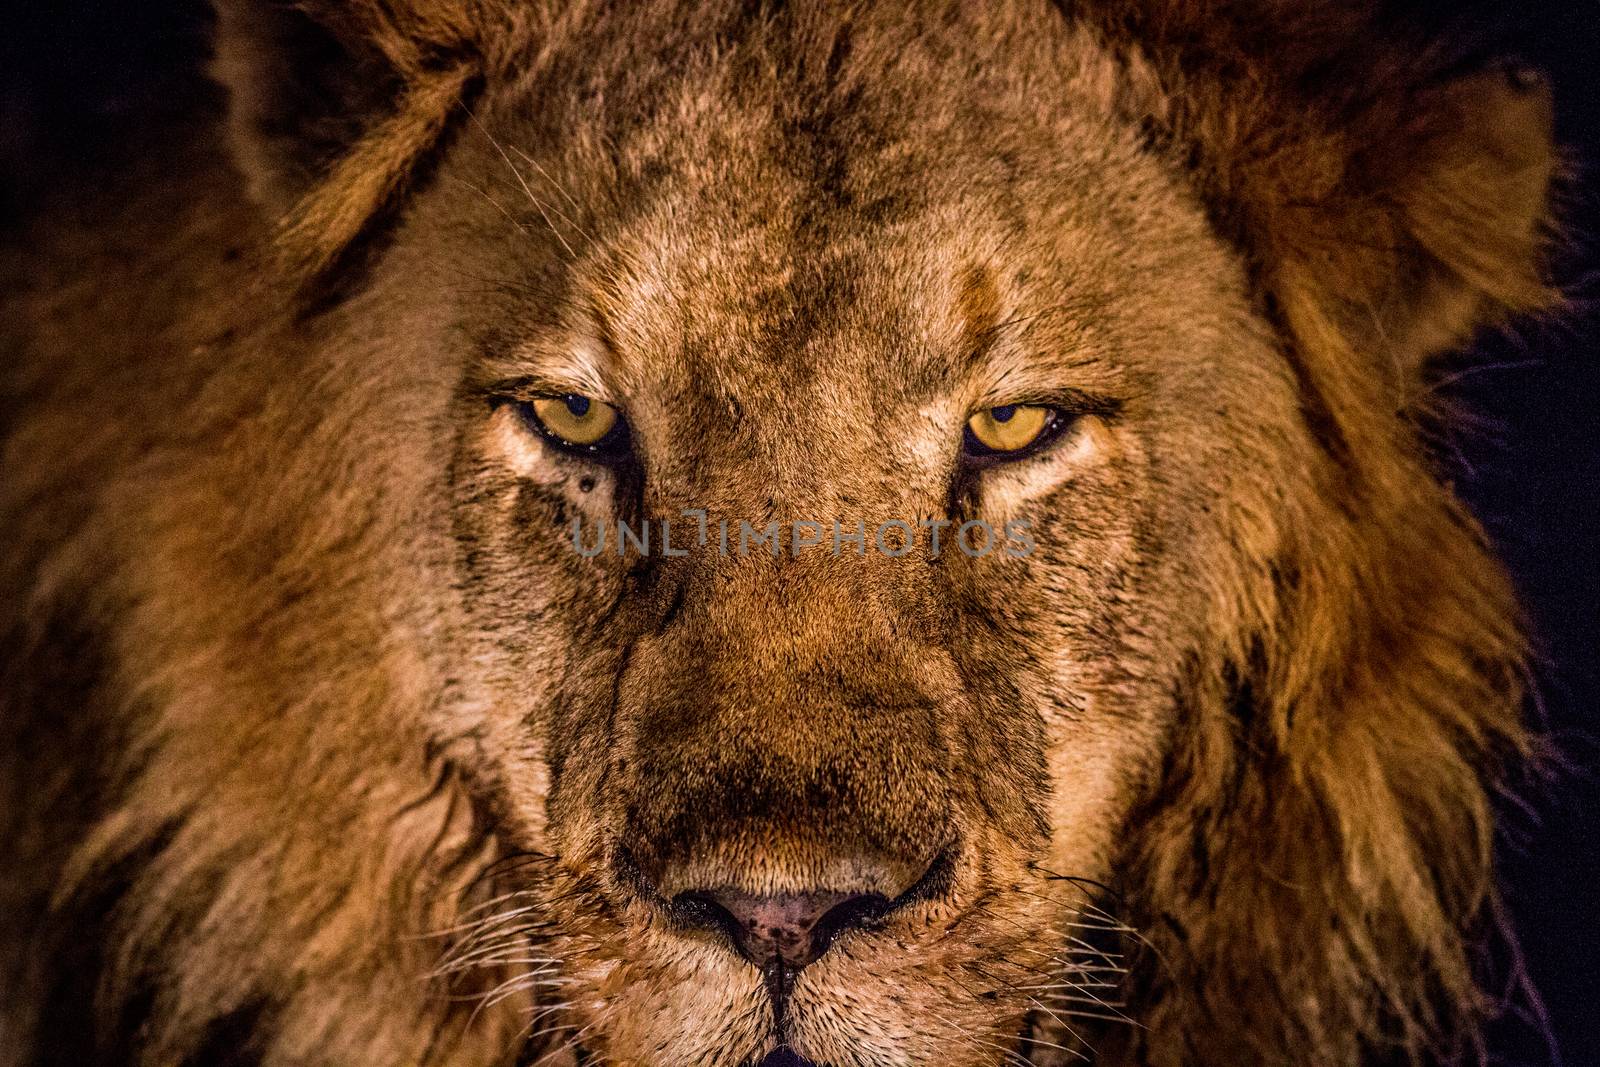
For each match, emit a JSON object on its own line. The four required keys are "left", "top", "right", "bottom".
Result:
{"left": 963, "top": 403, "right": 1065, "bottom": 461}
{"left": 516, "top": 394, "right": 632, "bottom": 459}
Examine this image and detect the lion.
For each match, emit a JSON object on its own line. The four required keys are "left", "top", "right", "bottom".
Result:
{"left": 0, "top": 1, "right": 1559, "bottom": 1065}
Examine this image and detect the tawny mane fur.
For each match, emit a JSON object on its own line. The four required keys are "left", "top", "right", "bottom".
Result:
{"left": 1, "top": 2, "right": 1556, "bottom": 1066}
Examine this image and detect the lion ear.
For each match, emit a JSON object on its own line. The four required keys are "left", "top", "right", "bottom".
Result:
{"left": 209, "top": 1, "right": 517, "bottom": 281}
{"left": 1278, "top": 63, "right": 1559, "bottom": 378}
{"left": 211, "top": 1, "right": 394, "bottom": 212}
{"left": 1387, "top": 68, "right": 1557, "bottom": 362}
{"left": 1119, "top": 2, "right": 1563, "bottom": 388}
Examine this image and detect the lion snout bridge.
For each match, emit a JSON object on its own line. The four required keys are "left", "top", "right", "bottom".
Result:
{"left": 613, "top": 540, "right": 966, "bottom": 969}
{"left": 618, "top": 698, "right": 961, "bottom": 967}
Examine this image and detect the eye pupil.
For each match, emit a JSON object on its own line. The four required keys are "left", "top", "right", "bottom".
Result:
{"left": 564, "top": 394, "right": 591, "bottom": 417}
{"left": 991, "top": 404, "right": 1017, "bottom": 423}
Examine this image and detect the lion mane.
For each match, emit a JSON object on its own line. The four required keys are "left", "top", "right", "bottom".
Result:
{"left": 0, "top": 2, "right": 1555, "bottom": 1065}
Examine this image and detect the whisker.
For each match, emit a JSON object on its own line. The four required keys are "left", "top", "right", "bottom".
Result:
{"left": 466, "top": 109, "right": 577, "bottom": 259}
{"left": 1019, "top": 1000, "right": 1095, "bottom": 1062}
{"left": 923, "top": 1007, "right": 1041, "bottom": 1067}
{"left": 509, "top": 146, "right": 594, "bottom": 238}
{"left": 451, "top": 177, "right": 535, "bottom": 239}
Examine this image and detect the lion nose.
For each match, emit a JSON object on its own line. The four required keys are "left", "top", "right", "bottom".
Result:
{"left": 672, "top": 888, "right": 893, "bottom": 969}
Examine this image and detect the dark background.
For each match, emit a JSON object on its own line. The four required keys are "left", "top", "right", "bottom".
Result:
{"left": 1456, "top": 8, "right": 1600, "bottom": 1065}
{"left": 1, "top": 2, "right": 1594, "bottom": 1064}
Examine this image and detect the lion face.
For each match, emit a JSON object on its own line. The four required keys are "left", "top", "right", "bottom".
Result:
{"left": 427, "top": 12, "right": 1304, "bottom": 1063}
{"left": 2, "top": 2, "right": 1557, "bottom": 1066}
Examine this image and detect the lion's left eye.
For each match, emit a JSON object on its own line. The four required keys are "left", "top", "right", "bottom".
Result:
{"left": 518, "top": 394, "right": 630, "bottom": 457}
{"left": 963, "top": 404, "right": 1060, "bottom": 458}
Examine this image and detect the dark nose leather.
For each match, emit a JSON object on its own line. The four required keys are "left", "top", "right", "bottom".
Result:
{"left": 674, "top": 887, "right": 893, "bottom": 969}
{"left": 758, "top": 1049, "right": 818, "bottom": 1067}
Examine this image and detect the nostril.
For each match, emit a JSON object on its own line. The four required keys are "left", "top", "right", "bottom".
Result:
{"left": 669, "top": 890, "right": 745, "bottom": 950}
{"left": 757, "top": 1050, "right": 819, "bottom": 1067}
{"left": 650, "top": 846, "right": 960, "bottom": 970}
{"left": 809, "top": 892, "right": 896, "bottom": 955}
{"left": 672, "top": 888, "right": 890, "bottom": 969}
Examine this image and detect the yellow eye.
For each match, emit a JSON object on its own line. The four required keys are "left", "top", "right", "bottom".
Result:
{"left": 965, "top": 404, "right": 1055, "bottom": 454}
{"left": 527, "top": 394, "right": 621, "bottom": 448}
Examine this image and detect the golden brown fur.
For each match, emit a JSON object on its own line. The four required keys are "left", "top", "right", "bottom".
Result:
{"left": 0, "top": 2, "right": 1558, "bottom": 1065}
